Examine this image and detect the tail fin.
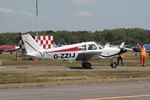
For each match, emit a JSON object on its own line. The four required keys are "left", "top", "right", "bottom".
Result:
{"left": 21, "top": 34, "right": 43, "bottom": 54}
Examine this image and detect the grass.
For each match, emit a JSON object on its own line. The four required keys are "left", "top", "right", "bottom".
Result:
{"left": 0, "top": 71, "right": 150, "bottom": 88}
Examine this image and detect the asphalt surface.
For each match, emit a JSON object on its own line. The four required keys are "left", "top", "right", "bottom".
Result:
{"left": 0, "top": 66, "right": 150, "bottom": 72}
{"left": 0, "top": 81, "right": 150, "bottom": 100}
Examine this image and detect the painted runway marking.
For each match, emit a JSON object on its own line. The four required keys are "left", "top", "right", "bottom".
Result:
{"left": 83, "top": 94, "right": 150, "bottom": 100}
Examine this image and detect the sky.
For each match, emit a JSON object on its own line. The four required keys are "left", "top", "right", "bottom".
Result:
{"left": 0, "top": 0, "right": 150, "bottom": 33}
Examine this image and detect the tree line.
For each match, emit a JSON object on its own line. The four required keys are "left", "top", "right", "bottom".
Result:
{"left": 0, "top": 28, "right": 150, "bottom": 46}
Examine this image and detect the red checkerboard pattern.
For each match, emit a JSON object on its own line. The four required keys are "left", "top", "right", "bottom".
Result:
{"left": 33, "top": 35, "right": 53, "bottom": 49}
{"left": 19, "top": 35, "right": 53, "bottom": 54}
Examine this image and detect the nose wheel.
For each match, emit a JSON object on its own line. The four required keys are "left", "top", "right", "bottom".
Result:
{"left": 82, "top": 62, "right": 92, "bottom": 69}
{"left": 111, "top": 58, "right": 118, "bottom": 68}
{"left": 111, "top": 62, "right": 117, "bottom": 68}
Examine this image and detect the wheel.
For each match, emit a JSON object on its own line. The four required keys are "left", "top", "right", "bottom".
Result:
{"left": 85, "top": 62, "right": 92, "bottom": 69}
{"left": 82, "top": 62, "right": 86, "bottom": 67}
{"left": 82, "top": 62, "right": 92, "bottom": 69}
{"left": 111, "top": 62, "right": 117, "bottom": 68}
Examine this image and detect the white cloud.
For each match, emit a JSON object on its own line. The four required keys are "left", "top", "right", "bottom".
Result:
{"left": 0, "top": 0, "right": 14, "bottom": 2}
{"left": 21, "top": 12, "right": 34, "bottom": 17}
{"left": 71, "top": 0, "right": 96, "bottom": 5}
{"left": 76, "top": 11, "right": 93, "bottom": 17}
{"left": 0, "top": 7, "right": 34, "bottom": 17}
{"left": 0, "top": 8, "right": 15, "bottom": 14}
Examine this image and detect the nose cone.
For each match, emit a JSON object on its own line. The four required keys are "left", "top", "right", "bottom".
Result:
{"left": 120, "top": 48, "right": 127, "bottom": 54}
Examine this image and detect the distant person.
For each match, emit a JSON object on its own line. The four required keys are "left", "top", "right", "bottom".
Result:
{"left": 140, "top": 44, "right": 147, "bottom": 67}
{"left": 117, "top": 53, "right": 124, "bottom": 66}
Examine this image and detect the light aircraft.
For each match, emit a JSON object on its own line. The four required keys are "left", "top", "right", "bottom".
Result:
{"left": 0, "top": 45, "right": 19, "bottom": 54}
{"left": 21, "top": 34, "right": 102, "bottom": 69}
{"left": 21, "top": 34, "right": 127, "bottom": 68}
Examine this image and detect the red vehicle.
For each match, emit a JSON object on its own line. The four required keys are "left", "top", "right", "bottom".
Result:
{"left": 0, "top": 45, "right": 19, "bottom": 54}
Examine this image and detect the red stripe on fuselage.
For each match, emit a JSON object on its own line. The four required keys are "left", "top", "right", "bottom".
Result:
{"left": 48, "top": 47, "right": 80, "bottom": 53}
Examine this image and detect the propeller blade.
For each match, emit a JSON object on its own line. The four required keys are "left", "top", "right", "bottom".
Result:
{"left": 120, "top": 42, "right": 125, "bottom": 48}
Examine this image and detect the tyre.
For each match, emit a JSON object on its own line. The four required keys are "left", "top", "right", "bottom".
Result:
{"left": 82, "top": 62, "right": 92, "bottom": 69}
{"left": 111, "top": 62, "right": 117, "bottom": 68}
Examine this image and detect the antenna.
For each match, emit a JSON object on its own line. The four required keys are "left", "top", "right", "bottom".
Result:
{"left": 35, "top": 0, "right": 38, "bottom": 42}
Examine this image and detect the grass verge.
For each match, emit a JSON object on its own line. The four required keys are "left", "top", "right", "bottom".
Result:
{"left": 0, "top": 71, "right": 150, "bottom": 88}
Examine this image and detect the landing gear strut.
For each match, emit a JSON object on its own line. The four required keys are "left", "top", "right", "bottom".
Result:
{"left": 82, "top": 62, "right": 92, "bottom": 69}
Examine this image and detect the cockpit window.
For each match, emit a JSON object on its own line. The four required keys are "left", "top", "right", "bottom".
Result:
{"left": 88, "top": 44, "right": 97, "bottom": 50}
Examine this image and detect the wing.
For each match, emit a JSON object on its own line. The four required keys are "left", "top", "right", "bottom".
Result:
{"left": 76, "top": 51, "right": 101, "bottom": 61}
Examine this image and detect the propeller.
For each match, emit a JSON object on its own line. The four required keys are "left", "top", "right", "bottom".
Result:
{"left": 119, "top": 42, "right": 132, "bottom": 51}
{"left": 119, "top": 42, "right": 134, "bottom": 54}
{"left": 120, "top": 42, "right": 125, "bottom": 48}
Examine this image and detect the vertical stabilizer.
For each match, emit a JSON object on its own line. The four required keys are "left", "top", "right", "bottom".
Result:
{"left": 21, "top": 34, "right": 43, "bottom": 54}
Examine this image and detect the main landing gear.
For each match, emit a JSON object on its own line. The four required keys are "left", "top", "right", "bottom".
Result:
{"left": 82, "top": 62, "right": 92, "bottom": 69}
